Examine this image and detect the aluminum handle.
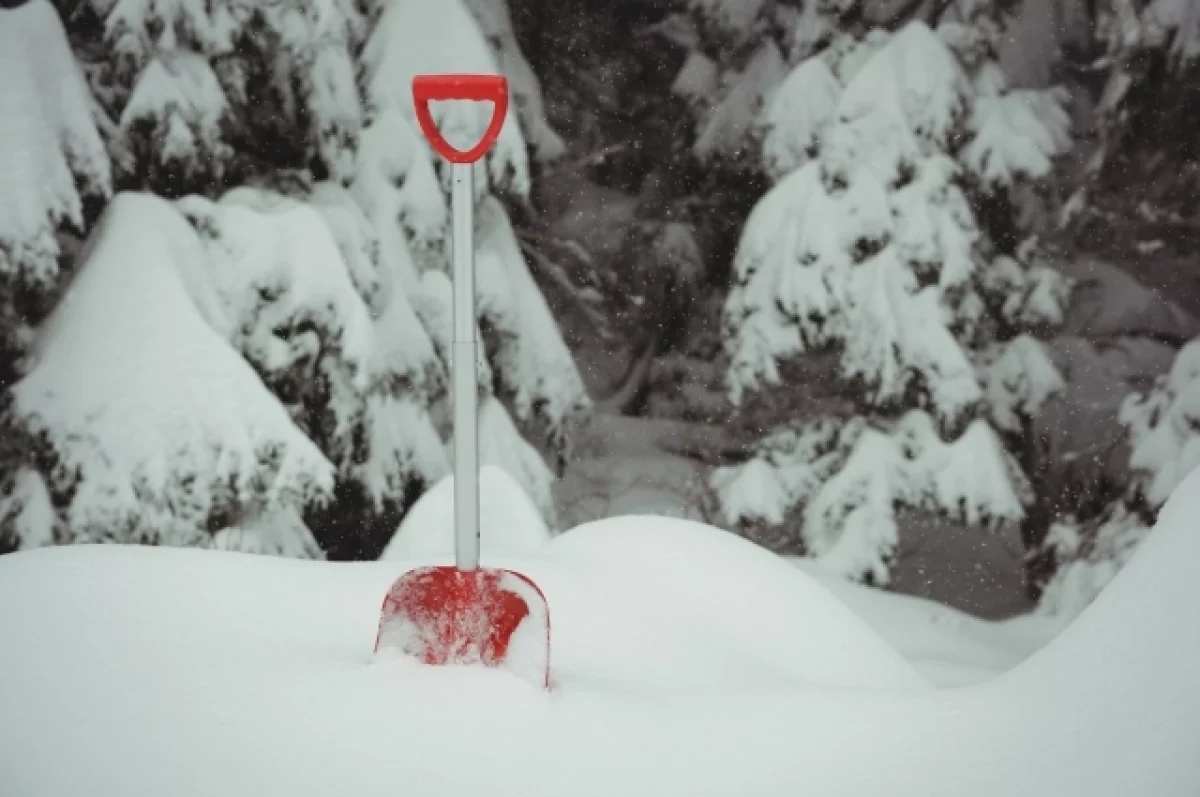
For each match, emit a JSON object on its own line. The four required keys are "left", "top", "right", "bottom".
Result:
{"left": 451, "top": 162, "right": 480, "bottom": 572}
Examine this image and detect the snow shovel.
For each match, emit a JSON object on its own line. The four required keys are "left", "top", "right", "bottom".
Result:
{"left": 374, "top": 74, "right": 551, "bottom": 689}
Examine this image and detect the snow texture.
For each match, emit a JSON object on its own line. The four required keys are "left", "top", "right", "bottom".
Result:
{"left": 963, "top": 87, "right": 1073, "bottom": 186}
{"left": 981, "top": 334, "right": 1066, "bottom": 432}
{"left": 1040, "top": 338, "right": 1200, "bottom": 617}
{"left": 374, "top": 566, "right": 551, "bottom": 689}
{"left": 0, "top": 468, "right": 58, "bottom": 549}
{"left": 6, "top": 193, "right": 333, "bottom": 550}
{"left": 118, "top": 51, "right": 230, "bottom": 176}
{"left": 380, "top": 464, "right": 550, "bottom": 561}
{"left": 671, "top": 51, "right": 720, "bottom": 105}
{"left": 212, "top": 505, "right": 324, "bottom": 560}
{"left": 761, "top": 57, "right": 841, "bottom": 179}
{"left": 177, "top": 189, "right": 449, "bottom": 510}
{"left": 693, "top": 41, "right": 786, "bottom": 161}
{"left": 1, "top": 0, "right": 580, "bottom": 557}
{"left": 0, "top": 0, "right": 110, "bottom": 285}
{"left": 479, "top": 397, "right": 557, "bottom": 526}
{"left": 257, "top": 0, "right": 364, "bottom": 182}
{"left": 476, "top": 197, "right": 590, "bottom": 438}
{"left": 3, "top": 490, "right": 1200, "bottom": 794}
{"left": 350, "top": 106, "right": 447, "bottom": 288}
{"left": 100, "top": 0, "right": 364, "bottom": 180}
{"left": 102, "top": 0, "right": 242, "bottom": 62}
{"left": 689, "top": 0, "right": 766, "bottom": 39}
{"left": 360, "top": 0, "right": 530, "bottom": 197}
{"left": 788, "top": 556, "right": 1063, "bottom": 687}
{"left": 719, "top": 20, "right": 1070, "bottom": 582}
{"left": 462, "top": 0, "right": 566, "bottom": 162}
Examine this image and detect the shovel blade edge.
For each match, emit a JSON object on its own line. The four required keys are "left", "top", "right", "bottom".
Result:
{"left": 375, "top": 566, "right": 551, "bottom": 688}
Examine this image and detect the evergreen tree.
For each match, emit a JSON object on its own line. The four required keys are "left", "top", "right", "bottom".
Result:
{"left": 0, "top": 0, "right": 588, "bottom": 557}
{"left": 1039, "top": 338, "right": 1200, "bottom": 618}
{"left": 706, "top": 5, "right": 1074, "bottom": 583}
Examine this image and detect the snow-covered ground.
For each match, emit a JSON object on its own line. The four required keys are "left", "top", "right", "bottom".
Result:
{"left": 2, "top": 467, "right": 1199, "bottom": 796}
{"left": 788, "top": 557, "right": 1064, "bottom": 686}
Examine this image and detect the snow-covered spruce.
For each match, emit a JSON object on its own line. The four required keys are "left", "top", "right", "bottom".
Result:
{"left": 712, "top": 21, "right": 1072, "bottom": 583}
{"left": 681, "top": 0, "right": 851, "bottom": 165}
{"left": 95, "top": 0, "right": 365, "bottom": 185}
{"left": 0, "top": 181, "right": 574, "bottom": 553}
{"left": 84, "top": 0, "right": 554, "bottom": 191}
{"left": 360, "top": 0, "right": 531, "bottom": 198}
{"left": 0, "top": 193, "right": 335, "bottom": 554}
{"left": 173, "top": 188, "right": 451, "bottom": 518}
{"left": 0, "top": 0, "right": 587, "bottom": 555}
{"left": 461, "top": 0, "right": 566, "bottom": 162}
{"left": 0, "top": 0, "right": 110, "bottom": 347}
{"left": 1038, "top": 338, "right": 1200, "bottom": 619}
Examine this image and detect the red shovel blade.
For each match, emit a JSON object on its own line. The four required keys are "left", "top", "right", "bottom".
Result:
{"left": 374, "top": 566, "right": 551, "bottom": 688}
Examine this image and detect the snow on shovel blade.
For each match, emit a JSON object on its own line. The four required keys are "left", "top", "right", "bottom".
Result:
{"left": 375, "top": 566, "right": 551, "bottom": 689}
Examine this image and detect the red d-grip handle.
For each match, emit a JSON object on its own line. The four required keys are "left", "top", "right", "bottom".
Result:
{"left": 412, "top": 74, "right": 509, "bottom": 164}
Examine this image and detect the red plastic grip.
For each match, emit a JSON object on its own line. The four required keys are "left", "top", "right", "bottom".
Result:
{"left": 411, "top": 74, "right": 510, "bottom": 164}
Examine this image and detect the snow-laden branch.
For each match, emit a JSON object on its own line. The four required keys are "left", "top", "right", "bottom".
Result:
{"left": 715, "top": 19, "right": 1072, "bottom": 582}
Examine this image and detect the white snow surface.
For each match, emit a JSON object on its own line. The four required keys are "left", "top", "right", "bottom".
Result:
{"left": 380, "top": 463, "right": 550, "bottom": 560}
{"left": 4, "top": 474, "right": 1200, "bottom": 795}
{"left": 788, "top": 557, "right": 1064, "bottom": 687}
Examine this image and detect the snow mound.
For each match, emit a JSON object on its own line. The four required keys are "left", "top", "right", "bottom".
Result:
{"left": 380, "top": 464, "right": 550, "bottom": 561}
{"left": 542, "top": 515, "right": 929, "bottom": 692}
{"left": 2, "top": 492, "right": 1199, "bottom": 795}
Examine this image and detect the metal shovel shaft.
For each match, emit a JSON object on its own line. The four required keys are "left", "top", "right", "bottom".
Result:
{"left": 451, "top": 161, "right": 480, "bottom": 572}
{"left": 381, "top": 75, "right": 550, "bottom": 690}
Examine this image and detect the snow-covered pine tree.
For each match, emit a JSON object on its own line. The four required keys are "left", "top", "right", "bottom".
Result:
{"left": 0, "top": 0, "right": 588, "bottom": 557}
{"left": 0, "top": 0, "right": 111, "bottom": 377}
{"left": 677, "top": 0, "right": 936, "bottom": 165}
{"left": 1062, "top": 0, "right": 1200, "bottom": 225}
{"left": 1037, "top": 338, "right": 1200, "bottom": 618}
{"left": 709, "top": 10, "right": 1074, "bottom": 584}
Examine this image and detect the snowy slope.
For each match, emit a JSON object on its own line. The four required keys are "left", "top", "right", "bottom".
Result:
{"left": 790, "top": 557, "right": 1064, "bottom": 686}
{"left": 394, "top": 465, "right": 1048, "bottom": 687}
{"left": 2, "top": 473, "right": 1200, "bottom": 796}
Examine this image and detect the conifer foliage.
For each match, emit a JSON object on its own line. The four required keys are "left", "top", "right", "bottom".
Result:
{"left": 0, "top": 0, "right": 587, "bottom": 557}
{"left": 1038, "top": 339, "right": 1200, "bottom": 618}
{"left": 0, "top": 0, "right": 111, "bottom": 362}
{"left": 708, "top": 4, "right": 1074, "bottom": 583}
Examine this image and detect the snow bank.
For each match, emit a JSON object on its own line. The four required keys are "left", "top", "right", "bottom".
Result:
{"left": 790, "top": 557, "right": 1062, "bottom": 686}
{"left": 2, "top": 488, "right": 1198, "bottom": 795}
{"left": 380, "top": 464, "right": 550, "bottom": 560}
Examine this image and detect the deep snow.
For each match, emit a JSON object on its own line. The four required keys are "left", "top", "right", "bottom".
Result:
{"left": 380, "top": 465, "right": 552, "bottom": 560}
{"left": 2, "top": 467, "right": 1200, "bottom": 796}
{"left": 789, "top": 557, "right": 1064, "bottom": 686}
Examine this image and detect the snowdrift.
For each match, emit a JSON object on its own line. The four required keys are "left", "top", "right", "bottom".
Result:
{"left": 380, "top": 464, "right": 551, "bottom": 560}
{"left": 2, "top": 469, "right": 1200, "bottom": 796}
{"left": 790, "top": 557, "right": 1063, "bottom": 686}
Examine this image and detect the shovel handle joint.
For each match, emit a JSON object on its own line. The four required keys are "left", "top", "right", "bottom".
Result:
{"left": 411, "top": 74, "right": 509, "bottom": 164}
